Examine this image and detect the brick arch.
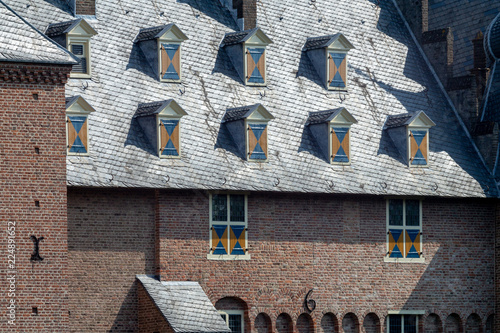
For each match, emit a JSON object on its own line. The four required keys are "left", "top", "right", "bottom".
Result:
{"left": 215, "top": 296, "right": 249, "bottom": 333}
{"left": 297, "top": 313, "right": 314, "bottom": 333}
{"left": 320, "top": 312, "right": 339, "bottom": 333}
{"left": 445, "top": 313, "right": 463, "bottom": 333}
{"left": 465, "top": 313, "right": 482, "bottom": 333}
{"left": 254, "top": 312, "right": 272, "bottom": 333}
{"left": 342, "top": 312, "right": 360, "bottom": 333}
{"left": 363, "top": 312, "right": 380, "bottom": 333}
{"left": 276, "top": 312, "right": 294, "bottom": 333}
{"left": 425, "top": 313, "right": 443, "bottom": 333}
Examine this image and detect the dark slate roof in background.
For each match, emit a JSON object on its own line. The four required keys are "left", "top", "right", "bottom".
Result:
{"left": 133, "top": 100, "right": 174, "bottom": 118}
{"left": 45, "top": 18, "right": 79, "bottom": 37}
{"left": 0, "top": 0, "right": 78, "bottom": 64}
{"left": 303, "top": 34, "right": 340, "bottom": 51}
{"left": 65, "top": 96, "right": 80, "bottom": 108}
{"left": 136, "top": 275, "right": 231, "bottom": 333}
{"left": 384, "top": 113, "right": 414, "bottom": 129}
{"left": 221, "top": 28, "right": 259, "bottom": 46}
{"left": 222, "top": 104, "right": 259, "bottom": 122}
{"left": 6, "top": 0, "right": 496, "bottom": 197}
{"left": 486, "top": 12, "right": 500, "bottom": 60}
{"left": 306, "top": 108, "right": 343, "bottom": 125}
{"left": 481, "top": 64, "right": 500, "bottom": 122}
{"left": 134, "top": 24, "right": 174, "bottom": 43}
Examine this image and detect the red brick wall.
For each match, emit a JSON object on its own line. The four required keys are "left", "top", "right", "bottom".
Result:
{"left": 0, "top": 62, "right": 71, "bottom": 331}
{"left": 67, "top": 188, "right": 156, "bottom": 332}
{"left": 496, "top": 202, "right": 500, "bottom": 332}
{"left": 137, "top": 284, "right": 173, "bottom": 333}
{"left": 157, "top": 191, "right": 495, "bottom": 333}
{"left": 76, "top": 0, "right": 95, "bottom": 15}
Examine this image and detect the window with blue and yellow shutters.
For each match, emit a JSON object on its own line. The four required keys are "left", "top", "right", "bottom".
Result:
{"left": 248, "top": 123, "right": 268, "bottom": 160}
{"left": 409, "top": 130, "right": 428, "bottom": 166}
{"left": 387, "top": 199, "right": 422, "bottom": 259}
{"left": 328, "top": 52, "right": 347, "bottom": 89}
{"left": 331, "top": 127, "right": 349, "bottom": 163}
{"left": 160, "top": 43, "right": 181, "bottom": 80}
{"left": 211, "top": 194, "right": 247, "bottom": 256}
{"left": 67, "top": 115, "right": 88, "bottom": 154}
{"left": 246, "top": 48, "right": 265, "bottom": 84}
{"left": 159, "top": 119, "right": 180, "bottom": 157}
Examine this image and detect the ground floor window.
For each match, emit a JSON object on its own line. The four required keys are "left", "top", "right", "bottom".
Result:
{"left": 388, "top": 315, "right": 418, "bottom": 333}
{"left": 220, "top": 310, "right": 244, "bottom": 333}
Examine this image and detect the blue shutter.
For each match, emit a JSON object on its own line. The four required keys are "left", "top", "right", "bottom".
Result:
{"left": 247, "top": 48, "right": 265, "bottom": 84}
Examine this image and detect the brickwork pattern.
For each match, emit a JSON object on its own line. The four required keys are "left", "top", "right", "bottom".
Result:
{"left": 75, "top": 0, "right": 95, "bottom": 15}
{"left": 67, "top": 188, "right": 156, "bottom": 332}
{"left": 0, "top": 62, "right": 71, "bottom": 331}
{"left": 137, "top": 284, "right": 173, "bottom": 333}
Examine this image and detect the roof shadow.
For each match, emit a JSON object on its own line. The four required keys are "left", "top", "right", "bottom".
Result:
{"left": 376, "top": 129, "right": 407, "bottom": 166}
{"left": 296, "top": 51, "right": 325, "bottom": 89}
{"left": 43, "top": 0, "right": 74, "bottom": 15}
{"left": 125, "top": 43, "right": 158, "bottom": 81}
{"left": 298, "top": 125, "right": 329, "bottom": 163}
{"left": 212, "top": 46, "right": 243, "bottom": 84}
{"left": 176, "top": 0, "right": 239, "bottom": 30}
{"left": 214, "top": 123, "right": 246, "bottom": 160}
{"left": 124, "top": 117, "right": 157, "bottom": 156}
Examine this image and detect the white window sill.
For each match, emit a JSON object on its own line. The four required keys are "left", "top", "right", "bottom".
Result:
{"left": 384, "top": 256, "right": 425, "bottom": 264}
{"left": 207, "top": 253, "right": 251, "bottom": 261}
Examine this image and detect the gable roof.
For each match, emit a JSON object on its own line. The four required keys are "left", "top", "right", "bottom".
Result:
{"left": 0, "top": 0, "right": 78, "bottom": 64}
{"left": 383, "top": 111, "right": 435, "bottom": 129}
{"left": 306, "top": 108, "right": 357, "bottom": 125}
{"left": 221, "top": 27, "right": 273, "bottom": 46}
{"left": 134, "top": 23, "right": 188, "bottom": 43}
{"left": 134, "top": 99, "right": 187, "bottom": 118}
{"left": 46, "top": 19, "right": 78, "bottom": 37}
{"left": 7, "top": 0, "right": 496, "bottom": 197}
{"left": 136, "top": 275, "right": 231, "bottom": 333}
{"left": 303, "top": 33, "right": 354, "bottom": 51}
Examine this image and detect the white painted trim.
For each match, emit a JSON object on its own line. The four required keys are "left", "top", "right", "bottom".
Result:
{"left": 158, "top": 40, "right": 183, "bottom": 83}
{"left": 157, "top": 115, "right": 182, "bottom": 159}
{"left": 386, "top": 314, "right": 420, "bottom": 333}
{"left": 385, "top": 199, "right": 425, "bottom": 263}
{"left": 67, "top": 37, "right": 91, "bottom": 78}
{"left": 391, "top": 0, "right": 497, "bottom": 195}
{"left": 407, "top": 127, "right": 430, "bottom": 168}
{"left": 219, "top": 310, "right": 245, "bottom": 333}
{"left": 208, "top": 194, "right": 249, "bottom": 260}
{"left": 330, "top": 125, "right": 352, "bottom": 165}
{"left": 387, "top": 310, "right": 426, "bottom": 315}
{"left": 66, "top": 113, "right": 90, "bottom": 156}
{"left": 244, "top": 44, "right": 267, "bottom": 86}
{"left": 326, "top": 50, "right": 348, "bottom": 91}
{"left": 246, "top": 119, "right": 269, "bottom": 162}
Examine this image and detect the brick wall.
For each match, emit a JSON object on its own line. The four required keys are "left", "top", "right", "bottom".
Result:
{"left": 75, "top": 0, "right": 95, "bottom": 15}
{"left": 0, "top": 62, "right": 71, "bottom": 331}
{"left": 496, "top": 202, "right": 500, "bottom": 332}
{"left": 137, "top": 284, "right": 173, "bottom": 333}
{"left": 157, "top": 191, "right": 495, "bottom": 333}
{"left": 67, "top": 188, "right": 156, "bottom": 332}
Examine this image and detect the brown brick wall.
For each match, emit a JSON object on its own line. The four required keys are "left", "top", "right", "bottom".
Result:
{"left": 137, "top": 284, "right": 173, "bottom": 333}
{"left": 76, "top": 0, "right": 95, "bottom": 15}
{"left": 67, "top": 188, "right": 156, "bottom": 332}
{"left": 0, "top": 62, "right": 72, "bottom": 331}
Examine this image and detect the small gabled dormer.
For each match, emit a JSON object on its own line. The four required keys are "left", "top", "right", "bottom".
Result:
{"left": 222, "top": 104, "right": 274, "bottom": 161}
{"left": 46, "top": 19, "right": 97, "bottom": 78}
{"left": 134, "top": 24, "right": 188, "bottom": 82}
{"left": 384, "top": 111, "right": 436, "bottom": 167}
{"left": 221, "top": 28, "right": 273, "bottom": 86}
{"left": 66, "top": 96, "right": 95, "bottom": 155}
{"left": 133, "top": 100, "right": 188, "bottom": 158}
{"left": 303, "top": 33, "right": 354, "bottom": 91}
{"left": 306, "top": 108, "right": 357, "bottom": 164}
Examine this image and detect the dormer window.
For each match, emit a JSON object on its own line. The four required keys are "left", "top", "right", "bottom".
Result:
{"left": 46, "top": 19, "right": 97, "bottom": 78}
{"left": 222, "top": 104, "right": 274, "bottom": 161}
{"left": 221, "top": 28, "right": 273, "bottom": 86}
{"left": 306, "top": 108, "right": 358, "bottom": 164}
{"left": 384, "top": 111, "right": 436, "bottom": 167}
{"left": 303, "top": 33, "right": 354, "bottom": 91}
{"left": 65, "top": 96, "right": 95, "bottom": 155}
{"left": 133, "top": 99, "right": 188, "bottom": 158}
{"left": 134, "top": 24, "right": 188, "bottom": 82}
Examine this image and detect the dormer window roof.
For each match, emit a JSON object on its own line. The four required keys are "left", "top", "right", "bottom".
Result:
{"left": 222, "top": 104, "right": 274, "bottom": 161}
{"left": 134, "top": 24, "right": 188, "bottom": 82}
{"left": 66, "top": 96, "right": 96, "bottom": 155}
{"left": 384, "top": 111, "right": 436, "bottom": 167}
{"left": 306, "top": 107, "right": 357, "bottom": 164}
{"left": 134, "top": 99, "right": 188, "bottom": 158}
{"left": 46, "top": 18, "right": 97, "bottom": 78}
{"left": 303, "top": 33, "right": 354, "bottom": 91}
{"left": 221, "top": 28, "right": 273, "bottom": 86}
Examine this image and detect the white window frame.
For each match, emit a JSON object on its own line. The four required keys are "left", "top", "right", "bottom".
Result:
{"left": 208, "top": 194, "right": 250, "bottom": 260}
{"left": 326, "top": 48, "right": 348, "bottom": 91}
{"left": 219, "top": 310, "right": 245, "bottom": 333}
{"left": 245, "top": 119, "right": 269, "bottom": 162}
{"left": 385, "top": 199, "right": 425, "bottom": 263}
{"left": 329, "top": 125, "right": 352, "bottom": 165}
{"left": 157, "top": 115, "right": 182, "bottom": 159}
{"left": 66, "top": 112, "right": 90, "bottom": 156}
{"left": 67, "top": 37, "right": 91, "bottom": 78}
{"left": 157, "top": 40, "right": 182, "bottom": 83}
{"left": 244, "top": 44, "right": 267, "bottom": 87}
{"left": 386, "top": 313, "right": 422, "bottom": 333}
{"left": 407, "top": 127, "right": 430, "bottom": 168}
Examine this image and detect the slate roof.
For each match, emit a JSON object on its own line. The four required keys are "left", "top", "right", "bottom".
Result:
{"left": 136, "top": 275, "right": 231, "bottom": 333}
{"left": 306, "top": 108, "right": 344, "bottom": 125}
{"left": 134, "top": 100, "right": 174, "bottom": 118}
{"left": 134, "top": 24, "right": 174, "bottom": 43}
{"left": 222, "top": 104, "right": 259, "bottom": 122}
{"left": 0, "top": 0, "right": 78, "bottom": 64}
{"left": 5, "top": 0, "right": 497, "bottom": 197}
{"left": 45, "top": 19, "right": 79, "bottom": 37}
{"left": 65, "top": 96, "right": 80, "bottom": 108}
{"left": 221, "top": 28, "right": 259, "bottom": 46}
{"left": 482, "top": 13, "right": 500, "bottom": 124}
{"left": 384, "top": 113, "right": 415, "bottom": 129}
{"left": 303, "top": 34, "right": 341, "bottom": 50}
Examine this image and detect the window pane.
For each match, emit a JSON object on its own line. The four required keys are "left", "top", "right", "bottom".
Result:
{"left": 406, "top": 200, "right": 420, "bottom": 226}
{"left": 229, "top": 314, "right": 242, "bottom": 333}
{"left": 212, "top": 195, "right": 228, "bottom": 221}
{"left": 404, "top": 316, "right": 417, "bottom": 333}
{"left": 389, "top": 200, "right": 403, "bottom": 226}
{"left": 230, "top": 195, "right": 245, "bottom": 222}
{"left": 221, "top": 313, "right": 228, "bottom": 322}
{"left": 389, "top": 316, "right": 401, "bottom": 333}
